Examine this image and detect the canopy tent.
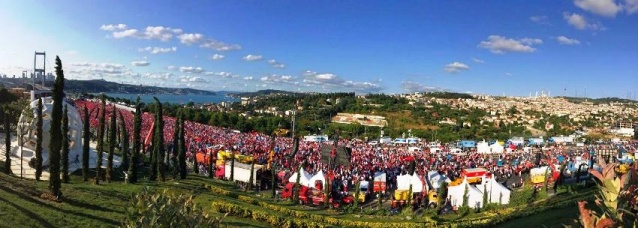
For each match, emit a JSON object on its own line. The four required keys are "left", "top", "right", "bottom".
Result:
{"left": 307, "top": 170, "right": 326, "bottom": 188}
{"left": 477, "top": 141, "right": 490, "bottom": 154}
{"left": 288, "top": 169, "right": 313, "bottom": 187}
{"left": 427, "top": 170, "right": 451, "bottom": 189}
{"left": 447, "top": 178, "right": 484, "bottom": 209}
{"left": 477, "top": 178, "right": 511, "bottom": 205}
{"left": 490, "top": 143, "right": 504, "bottom": 154}
{"left": 396, "top": 173, "right": 425, "bottom": 193}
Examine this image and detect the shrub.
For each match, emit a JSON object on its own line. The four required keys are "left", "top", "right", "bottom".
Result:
{"left": 123, "top": 187, "right": 225, "bottom": 227}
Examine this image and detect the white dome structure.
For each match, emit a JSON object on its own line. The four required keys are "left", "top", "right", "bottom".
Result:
{"left": 18, "top": 97, "right": 83, "bottom": 167}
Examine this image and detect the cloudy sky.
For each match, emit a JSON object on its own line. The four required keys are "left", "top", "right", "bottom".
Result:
{"left": 0, "top": 0, "right": 637, "bottom": 97}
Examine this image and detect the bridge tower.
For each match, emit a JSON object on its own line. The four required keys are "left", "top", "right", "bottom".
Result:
{"left": 33, "top": 51, "right": 46, "bottom": 88}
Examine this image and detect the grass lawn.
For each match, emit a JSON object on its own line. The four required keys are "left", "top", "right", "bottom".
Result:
{"left": 0, "top": 160, "right": 594, "bottom": 227}
{"left": 495, "top": 205, "right": 580, "bottom": 228}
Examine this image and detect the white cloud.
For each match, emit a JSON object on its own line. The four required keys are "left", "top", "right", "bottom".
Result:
{"left": 143, "top": 72, "right": 173, "bottom": 80}
{"left": 178, "top": 33, "right": 205, "bottom": 45}
{"left": 529, "top": 15, "right": 549, "bottom": 25}
{"left": 401, "top": 81, "right": 445, "bottom": 93}
{"left": 242, "top": 54, "right": 263, "bottom": 61}
{"left": 100, "top": 24, "right": 127, "bottom": 31}
{"left": 68, "top": 62, "right": 136, "bottom": 79}
{"left": 478, "top": 35, "right": 542, "bottom": 54}
{"left": 144, "top": 26, "right": 182, "bottom": 41}
{"left": 444, "top": 62, "right": 470, "bottom": 73}
{"left": 563, "top": 13, "right": 605, "bottom": 30}
{"left": 200, "top": 39, "right": 242, "bottom": 51}
{"left": 167, "top": 66, "right": 177, "bottom": 70}
{"left": 556, "top": 36, "right": 581, "bottom": 45}
{"left": 210, "top": 54, "right": 225, "bottom": 60}
{"left": 109, "top": 25, "right": 182, "bottom": 41}
{"left": 504, "top": 72, "right": 513, "bottom": 76}
{"left": 301, "top": 71, "right": 383, "bottom": 93}
{"left": 243, "top": 76, "right": 253, "bottom": 80}
{"left": 178, "top": 66, "right": 205, "bottom": 73}
{"left": 472, "top": 57, "right": 484, "bottom": 63}
{"left": 138, "top": 46, "right": 177, "bottom": 54}
{"left": 180, "top": 76, "right": 208, "bottom": 83}
{"left": 112, "top": 29, "right": 140, "bottom": 39}
{"left": 626, "top": 0, "right": 638, "bottom": 14}
{"left": 131, "top": 60, "right": 150, "bottom": 67}
{"left": 573, "top": 0, "right": 621, "bottom": 17}
{"left": 267, "top": 59, "right": 285, "bottom": 68}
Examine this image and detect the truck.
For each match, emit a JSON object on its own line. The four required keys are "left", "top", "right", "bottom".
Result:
{"left": 449, "top": 168, "right": 489, "bottom": 186}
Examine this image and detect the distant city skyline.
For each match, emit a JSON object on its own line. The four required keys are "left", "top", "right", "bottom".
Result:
{"left": 0, "top": 0, "right": 636, "bottom": 98}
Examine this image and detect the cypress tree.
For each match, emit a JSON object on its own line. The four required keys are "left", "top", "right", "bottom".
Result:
{"left": 119, "top": 113, "right": 129, "bottom": 172}
{"left": 172, "top": 113, "right": 179, "bottom": 179}
{"left": 48, "top": 56, "right": 64, "bottom": 198}
{"left": 230, "top": 152, "right": 235, "bottom": 181}
{"left": 324, "top": 176, "right": 329, "bottom": 206}
{"left": 82, "top": 106, "right": 89, "bottom": 181}
{"left": 247, "top": 161, "right": 255, "bottom": 191}
{"left": 61, "top": 105, "right": 69, "bottom": 183}
{"left": 354, "top": 181, "right": 361, "bottom": 208}
{"left": 208, "top": 151, "right": 214, "bottom": 178}
{"left": 193, "top": 150, "right": 199, "bottom": 174}
{"left": 95, "top": 94, "right": 106, "bottom": 185}
{"left": 106, "top": 106, "right": 116, "bottom": 183}
{"left": 153, "top": 97, "right": 166, "bottom": 182}
{"left": 4, "top": 109, "right": 12, "bottom": 175}
{"left": 271, "top": 166, "right": 277, "bottom": 198}
{"left": 178, "top": 114, "right": 187, "bottom": 179}
{"left": 149, "top": 127, "right": 157, "bottom": 181}
{"left": 35, "top": 97, "right": 43, "bottom": 181}
{"left": 129, "top": 97, "right": 141, "bottom": 183}
{"left": 293, "top": 166, "right": 301, "bottom": 204}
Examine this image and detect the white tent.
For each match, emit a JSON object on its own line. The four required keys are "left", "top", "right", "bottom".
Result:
{"left": 396, "top": 174, "right": 424, "bottom": 193}
{"left": 288, "top": 169, "right": 312, "bottom": 187}
{"left": 447, "top": 178, "right": 485, "bottom": 209}
{"left": 490, "top": 143, "right": 504, "bottom": 154}
{"left": 477, "top": 177, "right": 511, "bottom": 205}
{"left": 477, "top": 141, "right": 490, "bottom": 154}
{"left": 307, "top": 170, "right": 326, "bottom": 188}
{"left": 427, "top": 170, "right": 451, "bottom": 189}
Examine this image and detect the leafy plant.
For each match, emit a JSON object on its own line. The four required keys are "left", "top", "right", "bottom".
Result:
{"left": 123, "top": 187, "right": 225, "bottom": 228}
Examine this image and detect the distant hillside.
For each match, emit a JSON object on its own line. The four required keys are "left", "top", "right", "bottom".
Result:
{"left": 558, "top": 96, "right": 637, "bottom": 104}
{"left": 228, "top": 89, "right": 302, "bottom": 98}
{"left": 422, "top": 91, "right": 474, "bottom": 99}
{"left": 64, "top": 79, "right": 216, "bottom": 95}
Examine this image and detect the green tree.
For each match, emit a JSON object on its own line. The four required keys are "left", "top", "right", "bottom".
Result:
{"left": 61, "top": 105, "right": 69, "bottom": 183}
{"left": 82, "top": 106, "right": 89, "bottom": 182}
{"left": 48, "top": 56, "right": 64, "bottom": 198}
{"left": 171, "top": 111, "right": 179, "bottom": 179}
{"left": 96, "top": 94, "right": 106, "bottom": 185}
{"left": 35, "top": 97, "right": 43, "bottom": 181}
{"left": 208, "top": 152, "right": 214, "bottom": 179}
{"left": 3, "top": 108, "right": 11, "bottom": 175}
{"left": 153, "top": 97, "right": 166, "bottom": 182}
{"left": 119, "top": 113, "right": 129, "bottom": 172}
{"left": 247, "top": 161, "right": 255, "bottom": 192}
{"left": 178, "top": 114, "right": 187, "bottom": 179}
{"left": 229, "top": 153, "right": 235, "bottom": 181}
{"left": 106, "top": 106, "right": 116, "bottom": 183}
{"left": 354, "top": 181, "right": 361, "bottom": 208}
{"left": 129, "top": 97, "right": 141, "bottom": 183}
{"left": 293, "top": 166, "right": 301, "bottom": 204}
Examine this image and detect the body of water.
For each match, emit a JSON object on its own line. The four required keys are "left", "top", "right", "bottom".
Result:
{"left": 101, "top": 93, "right": 239, "bottom": 104}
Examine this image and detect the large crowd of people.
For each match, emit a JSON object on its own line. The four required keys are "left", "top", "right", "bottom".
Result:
{"left": 74, "top": 100, "right": 637, "bottom": 194}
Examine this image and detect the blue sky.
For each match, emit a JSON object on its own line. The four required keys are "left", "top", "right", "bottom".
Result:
{"left": 1, "top": 0, "right": 637, "bottom": 97}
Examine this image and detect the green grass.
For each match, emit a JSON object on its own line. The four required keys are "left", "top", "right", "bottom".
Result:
{"left": 495, "top": 206, "right": 580, "bottom": 228}
{"left": 0, "top": 160, "right": 594, "bottom": 227}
